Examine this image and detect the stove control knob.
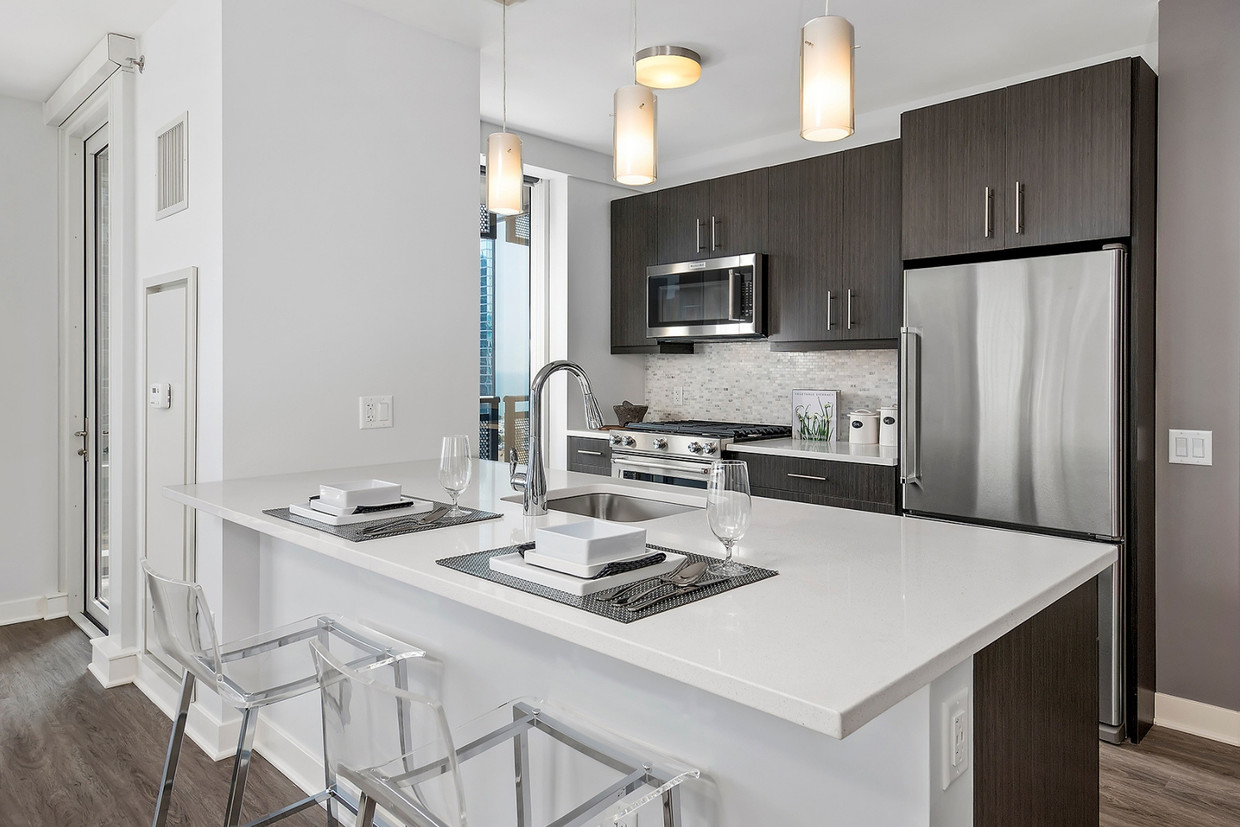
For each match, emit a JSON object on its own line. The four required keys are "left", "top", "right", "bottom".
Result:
{"left": 624, "top": 436, "right": 637, "bottom": 447}
{"left": 653, "top": 438, "right": 668, "bottom": 450}
{"left": 610, "top": 434, "right": 624, "bottom": 446}
{"left": 687, "top": 441, "right": 704, "bottom": 454}
{"left": 703, "top": 442, "right": 718, "bottom": 455}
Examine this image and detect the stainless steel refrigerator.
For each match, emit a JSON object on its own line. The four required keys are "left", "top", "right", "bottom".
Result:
{"left": 900, "top": 246, "right": 1127, "bottom": 742}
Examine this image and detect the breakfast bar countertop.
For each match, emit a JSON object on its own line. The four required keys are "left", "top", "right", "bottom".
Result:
{"left": 167, "top": 459, "right": 1114, "bottom": 740}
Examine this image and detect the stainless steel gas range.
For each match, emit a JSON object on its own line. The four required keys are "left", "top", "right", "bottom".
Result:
{"left": 608, "top": 421, "right": 792, "bottom": 488}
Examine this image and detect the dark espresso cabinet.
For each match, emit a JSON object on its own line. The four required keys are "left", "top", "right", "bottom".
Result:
{"left": 727, "top": 451, "right": 900, "bottom": 514}
{"left": 903, "top": 58, "right": 1139, "bottom": 260}
{"left": 567, "top": 436, "right": 612, "bottom": 476}
{"left": 767, "top": 140, "right": 902, "bottom": 348}
{"left": 656, "top": 169, "right": 768, "bottom": 262}
{"left": 610, "top": 192, "right": 659, "bottom": 353}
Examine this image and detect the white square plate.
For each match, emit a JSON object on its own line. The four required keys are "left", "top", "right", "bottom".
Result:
{"left": 319, "top": 479, "right": 403, "bottom": 509}
{"left": 534, "top": 521, "right": 647, "bottom": 565}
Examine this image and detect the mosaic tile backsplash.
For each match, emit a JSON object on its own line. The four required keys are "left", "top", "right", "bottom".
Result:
{"left": 644, "top": 342, "right": 898, "bottom": 425}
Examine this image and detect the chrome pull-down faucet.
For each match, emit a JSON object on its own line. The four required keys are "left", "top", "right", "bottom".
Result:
{"left": 510, "top": 360, "right": 605, "bottom": 516}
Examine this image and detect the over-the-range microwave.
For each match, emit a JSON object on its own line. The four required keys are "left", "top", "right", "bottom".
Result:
{"left": 646, "top": 253, "right": 765, "bottom": 341}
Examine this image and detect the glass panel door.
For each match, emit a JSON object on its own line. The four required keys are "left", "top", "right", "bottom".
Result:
{"left": 84, "top": 126, "right": 110, "bottom": 629}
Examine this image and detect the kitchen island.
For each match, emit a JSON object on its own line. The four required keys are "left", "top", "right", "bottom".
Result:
{"left": 165, "top": 460, "right": 1113, "bottom": 826}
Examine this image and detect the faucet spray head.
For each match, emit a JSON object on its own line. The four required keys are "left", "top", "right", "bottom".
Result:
{"left": 583, "top": 393, "right": 605, "bottom": 430}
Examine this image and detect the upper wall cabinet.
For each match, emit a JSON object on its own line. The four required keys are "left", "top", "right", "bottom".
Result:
{"left": 902, "top": 58, "right": 1138, "bottom": 261}
{"left": 657, "top": 168, "right": 768, "bottom": 262}
{"left": 610, "top": 191, "right": 659, "bottom": 353}
{"left": 767, "top": 139, "right": 902, "bottom": 347}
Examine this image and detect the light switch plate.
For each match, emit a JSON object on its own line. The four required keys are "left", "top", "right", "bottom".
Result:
{"left": 1169, "top": 429, "right": 1212, "bottom": 466}
{"left": 359, "top": 395, "right": 393, "bottom": 430}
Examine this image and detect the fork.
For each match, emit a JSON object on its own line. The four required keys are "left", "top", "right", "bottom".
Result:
{"left": 359, "top": 506, "right": 450, "bottom": 537}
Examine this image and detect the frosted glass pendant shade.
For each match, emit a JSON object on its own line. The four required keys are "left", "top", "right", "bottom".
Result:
{"left": 486, "top": 131, "right": 523, "bottom": 216}
{"left": 800, "top": 14, "right": 854, "bottom": 142}
{"left": 613, "top": 84, "right": 657, "bottom": 186}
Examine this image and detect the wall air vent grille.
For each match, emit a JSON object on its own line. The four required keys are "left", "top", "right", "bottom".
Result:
{"left": 156, "top": 112, "right": 189, "bottom": 220}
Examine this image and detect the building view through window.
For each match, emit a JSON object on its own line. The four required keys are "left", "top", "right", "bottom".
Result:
{"left": 478, "top": 170, "right": 533, "bottom": 464}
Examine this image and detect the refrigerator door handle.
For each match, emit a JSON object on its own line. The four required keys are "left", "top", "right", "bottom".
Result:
{"left": 1107, "top": 244, "right": 1129, "bottom": 539}
{"left": 900, "top": 327, "right": 921, "bottom": 485}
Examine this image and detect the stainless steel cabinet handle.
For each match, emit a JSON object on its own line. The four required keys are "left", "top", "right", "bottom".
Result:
{"left": 710, "top": 216, "right": 718, "bottom": 251}
{"left": 576, "top": 450, "right": 603, "bottom": 456}
{"left": 846, "top": 288, "right": 854, "bottom": 330}
{"left": 695, "top": 218, "right": 703, "bottom": 252}
{"left": 983, "top": 186, "right": 993, "bottom": 238}
{"left": 900, "top": 328, "right": 921, "bottom": 485}
{"left": 787, "top": 473, "right": 827, "bottom": 482}
{"left": 1015, "top": 181, "right": 1024, "bottom": 235}
{"left": 826, "top": 291, "right": 833, "bottom": 332}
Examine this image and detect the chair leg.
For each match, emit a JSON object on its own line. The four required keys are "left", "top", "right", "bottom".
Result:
{"left": 513, "top": 706, "right": 533, "bottom": 827}
{"left": 153, "top": 672, "right": 196, "bottom": 827}
{"left": 661, "top": 785, "right": 683, "bottom": 827}
{"left": 353, "top": 793, "right": 377, "bottom": 827}
{"left": 223, "top": 707, "right": 260, "bottom": 827}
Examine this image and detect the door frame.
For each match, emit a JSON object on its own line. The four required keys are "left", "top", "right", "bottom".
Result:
{"left": 56, "top": 67, "right": 139, "bottom": 676}
{"left": 83, "top": 122, "right": 110, "bottom": 629}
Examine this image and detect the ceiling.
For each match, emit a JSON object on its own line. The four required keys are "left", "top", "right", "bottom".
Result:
{"left": 2, "top": 0, "right": 1158, "bottom": 169}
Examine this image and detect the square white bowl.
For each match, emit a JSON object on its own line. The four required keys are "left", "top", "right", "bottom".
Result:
{"left": 319, "top": 479, "right": 403, "bottom": 509}
{"left": 534, "top": 521, "right": 647, "bottom": 566}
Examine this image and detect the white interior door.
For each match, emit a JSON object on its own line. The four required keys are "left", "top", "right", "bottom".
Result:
{"left": 83, "top": 124, "right": 110, "bottom": 630}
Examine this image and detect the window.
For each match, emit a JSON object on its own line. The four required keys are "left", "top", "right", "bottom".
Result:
{"left": 478, "top": 170, "right": 535, "bottom": 463}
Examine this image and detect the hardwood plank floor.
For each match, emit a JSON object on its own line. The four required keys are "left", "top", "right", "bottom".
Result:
{"left": 0, "top": 618, "right": 321, "bottom": 826}
{"left": 1101, "top": 726, "right": 1240, "bottom": 826}
{"left": 4, "top": 618, "right": 1239, "bottom": 825}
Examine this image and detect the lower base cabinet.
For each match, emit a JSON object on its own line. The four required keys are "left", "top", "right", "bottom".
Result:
{"left": 726, "top": 452, "right": 900, "bottom": 514}
{"left": 567, "top": 436, "right": 612, "bottom": 476}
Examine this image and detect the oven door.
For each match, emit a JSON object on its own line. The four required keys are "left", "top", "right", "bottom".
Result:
{"left": 611, "top": 454, "right": 713, "bottom": 489}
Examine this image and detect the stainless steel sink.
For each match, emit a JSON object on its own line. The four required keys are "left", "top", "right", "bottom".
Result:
{"left": 545, "top": 493, "right": 700, "bottom": 522}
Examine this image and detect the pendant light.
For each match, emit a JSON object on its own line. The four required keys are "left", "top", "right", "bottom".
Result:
{"left": 486, "top": 0, "right": 523, "bottom": 215}
{"left": 613, "top": 0, "right": 657, "bottom": 186}
{"left": 800, "top": 1, "right": 854, "bottom": 142}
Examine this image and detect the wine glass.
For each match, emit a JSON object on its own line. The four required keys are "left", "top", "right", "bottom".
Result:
{"left": 439, "top": 435, "right": 473, "bottom": 518}
{"left": 706, "top": 460, "right": 751, "bottom": 577}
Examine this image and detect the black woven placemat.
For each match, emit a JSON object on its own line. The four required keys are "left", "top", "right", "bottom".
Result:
{"left": 263, "top": 502, "right": 502, "bottom": 542}
{"left": 436, "top": 543, "right": 778, "bottom": 623}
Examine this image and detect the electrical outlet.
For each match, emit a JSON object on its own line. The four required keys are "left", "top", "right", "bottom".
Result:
{"left": 359, "top": 395, "right": 393, "bottom": 430}
{"left": 941, "top": 688, "right": 970, "bottom": 789}
{"left": 672, "top": 386, "right": 684, "bottom": 406}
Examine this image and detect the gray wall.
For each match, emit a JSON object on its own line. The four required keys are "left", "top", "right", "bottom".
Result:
{"left": 1156, "top": 0, "right": 1240, "bottom": 711}
{"left": 0, "top": 95, "right": 59, "bottom": 614}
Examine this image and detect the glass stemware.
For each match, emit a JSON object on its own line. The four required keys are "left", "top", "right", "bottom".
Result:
{"left": 439, "top": 435, "right": 473, "bottom": 518}
{"left": 706, "top": 460, "right": 751, "bottom": 577}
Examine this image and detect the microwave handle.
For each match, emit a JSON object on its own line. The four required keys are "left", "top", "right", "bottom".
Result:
{"left": 727, "top": 269, "right": 746, "bottom": 322}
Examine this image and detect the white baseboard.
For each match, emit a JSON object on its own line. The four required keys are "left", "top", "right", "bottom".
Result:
{"left": 44, "top": 592, "right": 70, "bottom": 619}
{"left": 0, "top": 593, "right": 75, "bottom": 626}
{"left": 254, "top": 717, "right": 326, "bottom": 798}
{"left": 134, "top": 654, "right": 242, "bottom": 762}
{"left": 1155, "top": 692, "right": 1240, "bottom": 747}
{"left": 88, "top": 636, "right": 140, "bottom": 688}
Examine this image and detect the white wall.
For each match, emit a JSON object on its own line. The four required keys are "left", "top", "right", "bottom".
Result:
{"left": 0, "top": 95, "right": 60, "bottom": 621}
{"left": 565, "top": 176, "right": 644, "bottom": 428}
{"left": 220, "top": 0, "right": 479, "bottom": 478}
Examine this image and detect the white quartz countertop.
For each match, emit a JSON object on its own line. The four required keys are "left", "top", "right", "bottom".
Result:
{"left": 566, "top": 429, "right": 611, "bottom": 440}
{"left": 726, "top": 437, "right": 900, "bottom": 466}
{"left": 167, "top": 460, "right": 1114, "bottom": 740}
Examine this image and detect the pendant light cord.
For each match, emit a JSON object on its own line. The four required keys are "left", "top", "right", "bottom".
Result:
{"left": 502, "top": 0, "right": 508, "bottom": 133}
{"left": 631, "top": 0, "right": 637, "bottom": 83}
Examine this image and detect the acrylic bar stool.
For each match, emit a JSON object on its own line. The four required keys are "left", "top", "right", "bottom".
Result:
{"left": 310, "top": 639, "right": 700, "bottom": 827}
{"left": 142, "top": 560, "right": 434, "bottom": 827}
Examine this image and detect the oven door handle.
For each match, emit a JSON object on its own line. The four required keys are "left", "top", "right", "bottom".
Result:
{"left": 611, "top": 455, "right": 713, "bottom": 476}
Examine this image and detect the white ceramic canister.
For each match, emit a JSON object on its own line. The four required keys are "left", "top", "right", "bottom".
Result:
{"left": 848, "top": 409, "right": 879, "bottom": 444}
{"left": 879, "top": 405, "right": 899, "bottom": 447}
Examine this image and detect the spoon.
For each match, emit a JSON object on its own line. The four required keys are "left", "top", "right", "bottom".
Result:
{"left": 613, "top": 561, "right": 708, "bottom": 607}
